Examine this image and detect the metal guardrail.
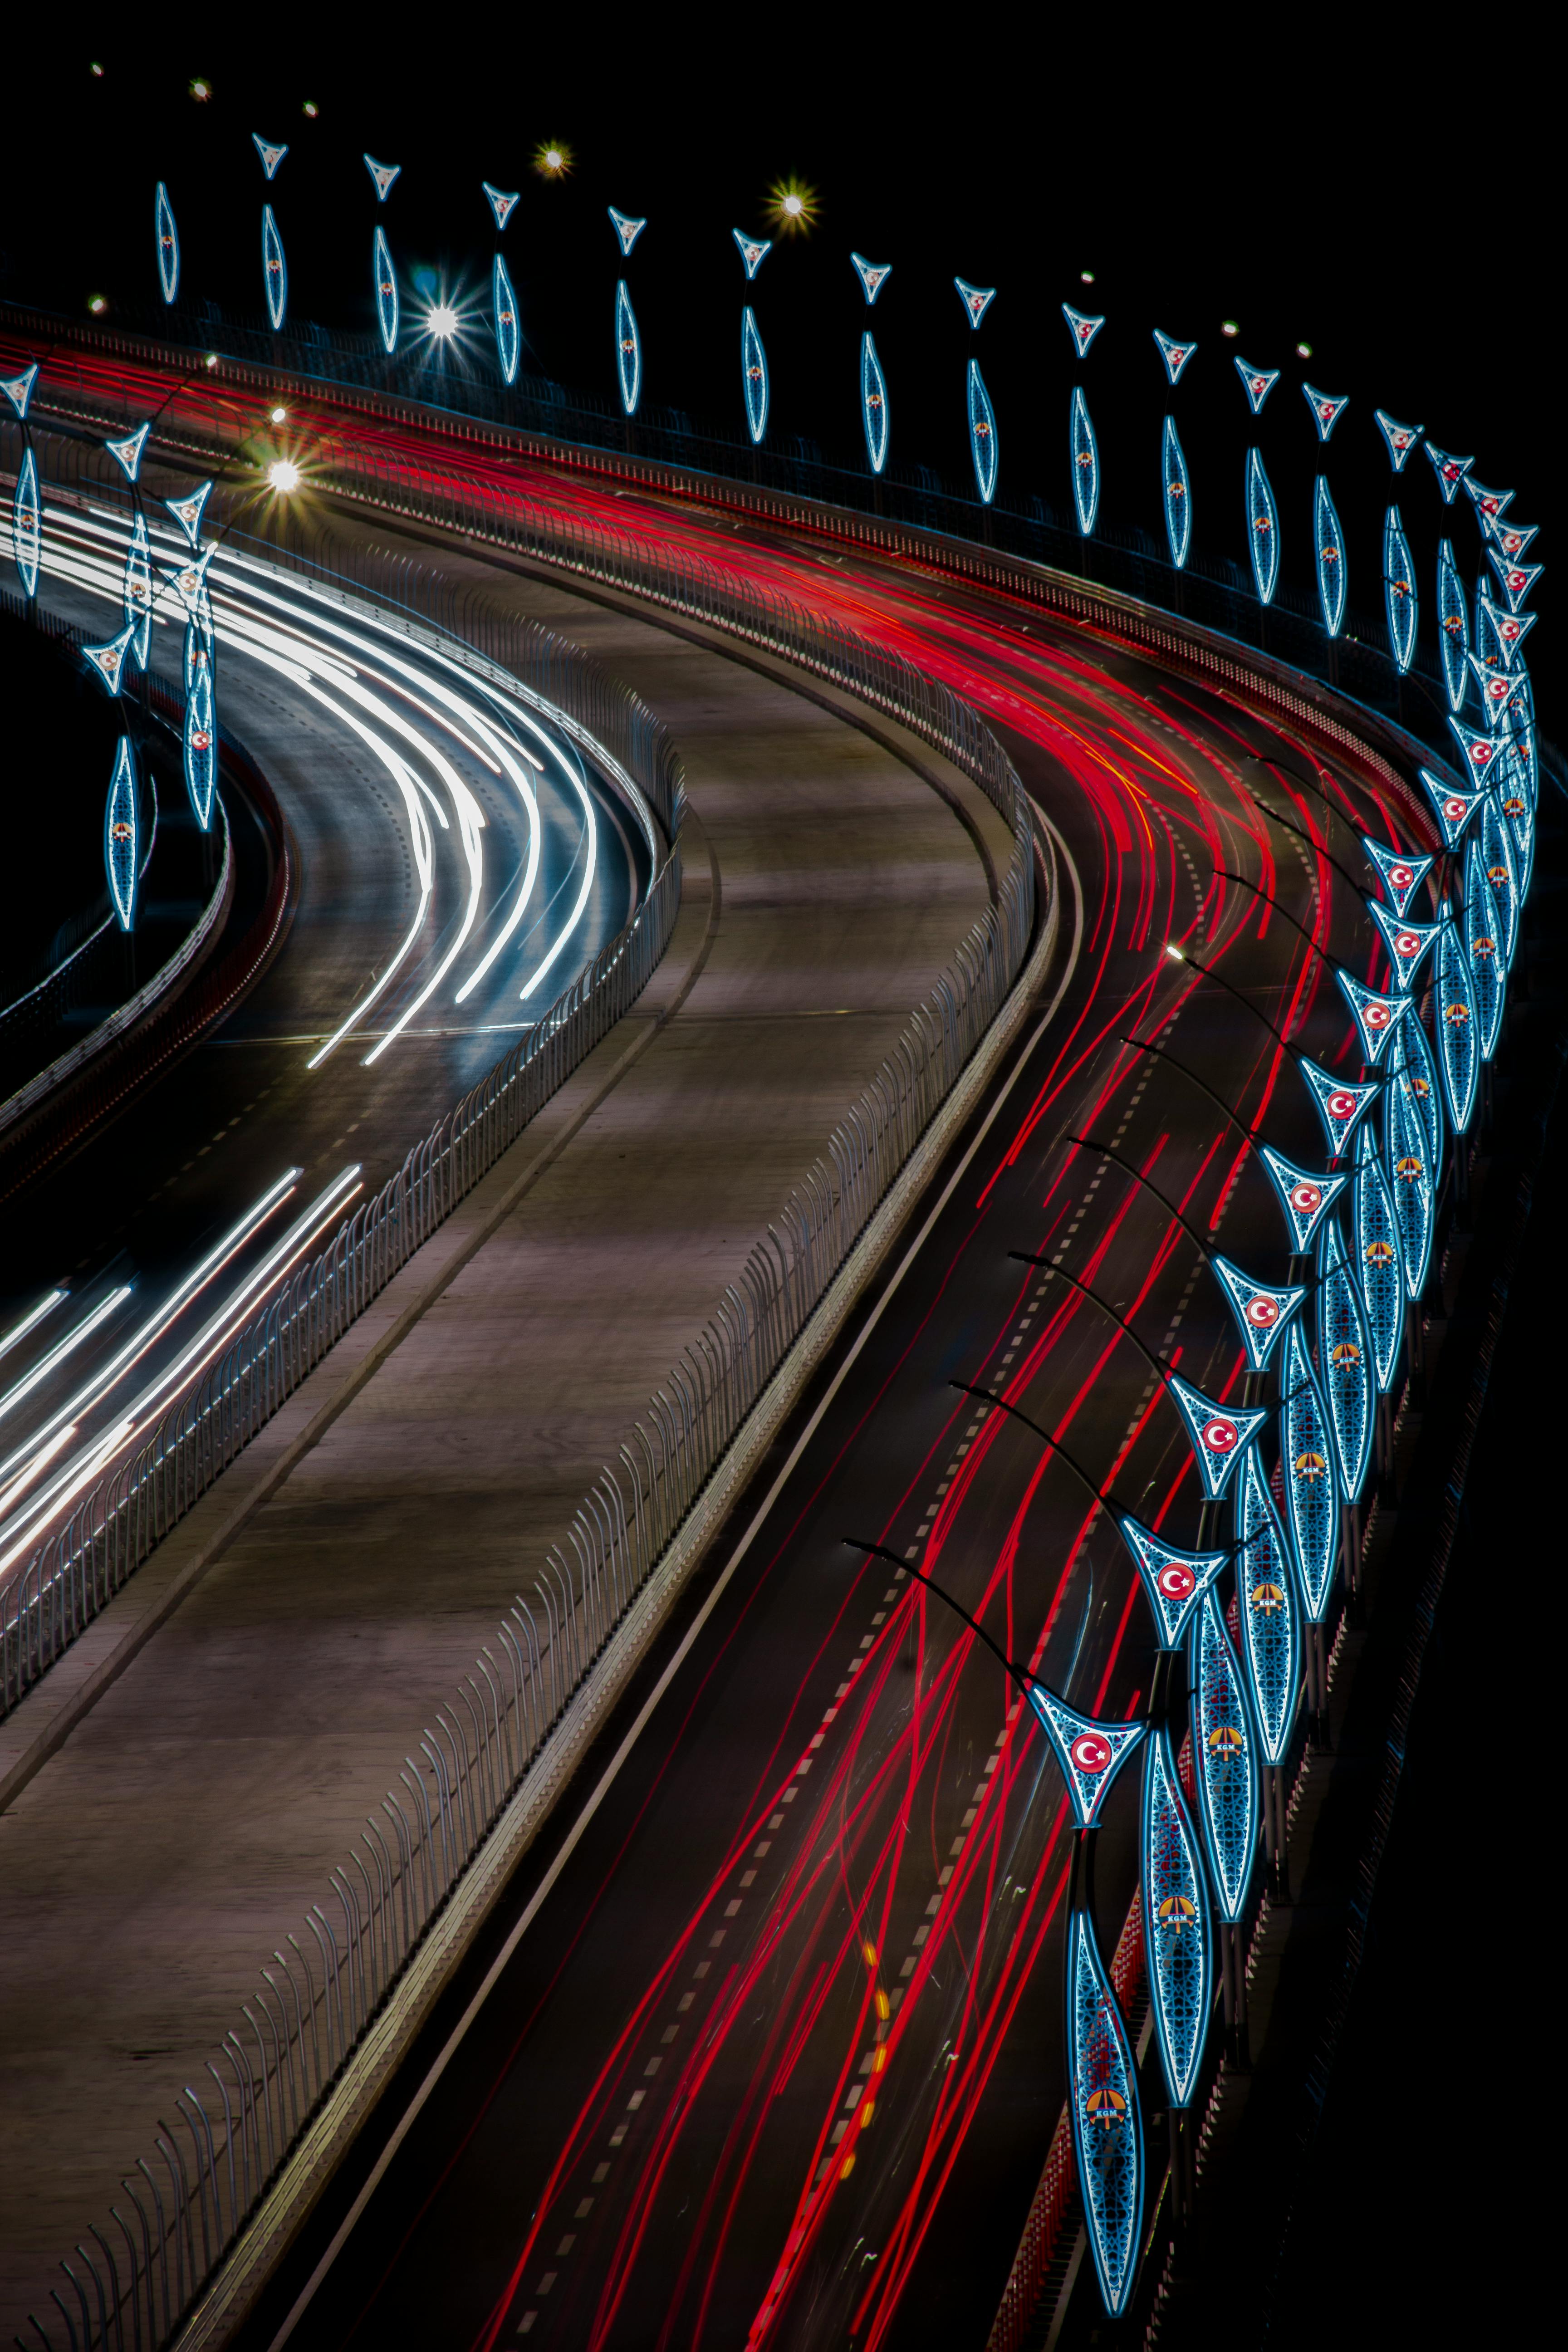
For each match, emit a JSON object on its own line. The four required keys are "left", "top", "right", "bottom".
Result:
{"left": 9, "top": 446, "right": 1041, "bottom": 2351}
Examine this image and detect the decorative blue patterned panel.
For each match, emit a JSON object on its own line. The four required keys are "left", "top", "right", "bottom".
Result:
{"left": 155, "top": 181, "right": 179, "bottom": 304}
{"left": 1302, "top": 382, "right": 1350, "bottom": 440}
{"left": 1383, "top": 1020, "right": 1435, "bottom": 1303}
{"left": 1164, "top": 1377, "right": 1270, "bottom": 1501}
{"left": 1257, "top": 1145, "right": 1349, "bottom": 1254}
{"left": 850, "top": 252, "right": 891, "bottom": 305}
{"left": 607, "top": 206, "right": 646, "bottom": 255}
{"left": 1298, "top": 1057, "right": 1380, "bottom": 1162}
{"left": 1337, "top": 970, "right": 1408, "bottom": 1067}
{"left": 1245, "top": 448, "right": 1280, "bottom": 604}
{"left": 1071, "top": 387, "right": 1099, "bottom": 535}
{"left": 1436, "top": 906, "right": 1480, "bottom": 1134}
{"left": 1368, "top": 900, "right": 1440, "bottom": 994}
{"left": 1236, "top": 1445, "right": 1300, "bottom": 1767}
{"left": 1235, "top": 357, "right": 1279, "bottom": 412}
{"left": 104, "top": 736, "right": 138, "bottom": 931}
{"left": 732, "top": 230, "right": 770, "bottom": 280}
{"left": 1211, "top": 1255, "right": 1306, "bottom": 1372}
{"left": 105, "top": 423, "right": 150, "bottom": 484}
{"left": 1466, "top": 836, "right": 1505, "bottom": 1062}
{"left": 184, "top": 633, "right": 217, "bottom": 832}
{"left": 1190, "top": 1591, "right": 1259, "bottom": 1924}
{"left": 1153, "top": 328, "right": 1197, "bottom": 385}
{"left": 1025, "top": 1688, "right": 1146, "bottom": 1830}
{"left": 1419, "top": 764, "right": 1487, "bottom": 851}
{"left": 1486, "top": 549, "right": 1544, "bottom": 613}
{"left": 1116, "top": 1514, "right": 1229, "bottom": 1648}
{"left": 1480, "top": 792, "right": 1519, "bottom": 975}
{"left": 1424, "top": 443, "right": 1472, "bottom": 503}
{"left": 1437, "top": 541, "right": 1470, "bottom": 713}
{"left": 13, "top": 446, "right": 40, "bottom": 599}
{"left": 164, "top": 482, "right": 211, "bottom": 549}
{"left": 261, "top": 203, "right": 287, "bottom": 330}
{"left": 1363, "top": 837, "right": 1433, "bottom": 918}
{"left": 1066, "top": 1906, "right": 1143, "bottom": 2318}
{"left": 1141, "top": 1726, "right": 1213, "bottom": 2108}
{"left": 954, "top": 277, "right": 996, "bottom": 328}
{"left": 741, "top": 306, "right": 769, "bottom": 444}
{"left": 968, "top": 358, "right": 998, "bottom": 505}
{"left": 1384, "top": 506, "right": 1419, "bottom": 673}
{"left": 484, "top": 183, "right": 519, "bottom": 230}
{"left": 1280, "top": 1321, "right": 1340, "bottom": 1621}
{"left": 81, "top": 620, "right": 137, "bottom": 697}
{"left": 614, "top": 279, "right": 641, "bottom": 414}
{"left": 1374, "top": 410, "right": 1422, "bottom": 470}
{"left": 1315, "top": 476, "right": 1347, "bottom": 636}
{"left": 1353, "top": 1124, "right": 1404, "bottom": 1393}
{"left": 1317, "top": 1215, "right": 1374, "bottom": 1504}
{"left": 373, "top": 225, "right": 398, "bottom": 353}
{"left": 1063, "top": 304, "right": 1104, "bottom": 358}
{"left": 122, "top": 512, "right": 151, "bottom": 670}
{"left": 861, "top": 333, "right": 890, "bottom": 475}
{"left": 1163, "top": 416, "right": 1192, "bottom": 569}
{"left": 493, "top": 256, "right": 519, "bottom": 386}
{"left": 1, "top": 363, "right": 38, "bottom": 421}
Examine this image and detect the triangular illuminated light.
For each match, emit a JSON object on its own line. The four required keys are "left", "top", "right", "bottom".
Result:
{"left": 851, "top": 252, "right": 892, "bottom": 305}
{"left": 483, "top": 182, "right": 519, "bottom": 230}
{"left": 1063, "top": 304, "right": 1105, "bottom": 358}
{"left": 1116, "top": 1514, "right": 1230, "bottom": 1646}
{"left": 364, "top": 153, "right": 401, "bottom": 201}
{"left": 1024, "top": 1688, "right": 1146, "bottom": 1829}
{"left": 105, "top": 423, "right": 151, "bottom": 483}
{"left": 955, "top": 277, "right": 996, "bottom": 328}
{"left": 252, "top": 134, "right": 289, "bottom": 180}
{"left": 1374, "top": 410, "right": 1422, "bottom": 470}
{"left": 1, "top": 363, "right": 38, "bottom": 420}
{"left": 731, "top": 228, "right": 771, "bottom": 280}
{"left": 1164, "top": 1377, "right": 1270, "bottom": 1501}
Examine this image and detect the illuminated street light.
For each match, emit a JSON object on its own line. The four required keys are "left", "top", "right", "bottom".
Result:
{"left": 427, "top": 303, "right": 459, "bottom": 340}
{"left": 533, "top": 139, "right": 573, "bottom": 178}
{"left": 764, "top": 176, "right": 819, "bottom": 236}
{"left": 270, "top": 405, "right": 287, "bottom": 422}
{"left": 268, "top": 459, "right": 300, "bottom": 493}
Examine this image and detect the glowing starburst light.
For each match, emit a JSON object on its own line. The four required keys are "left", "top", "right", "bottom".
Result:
{"left": 533, "top": 139, "right": 573, "bottom": 178}
{"left": 268, "top": 459, "right": 300, "bottom": 493}
{"left": 270, "top": 405, "right": 287, "bottom": 422}
{"left": 765, "top": 176, "right": 819, "bottom": 235}
{"left": 428, "top": 303, "right": 459, "bottom": 339}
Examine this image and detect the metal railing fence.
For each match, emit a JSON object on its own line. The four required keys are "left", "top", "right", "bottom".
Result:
{"left": 11, "top": 441, "right": 1041, "bottom": 2350}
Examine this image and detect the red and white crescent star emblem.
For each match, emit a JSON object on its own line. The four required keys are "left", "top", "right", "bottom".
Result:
{"left": 1202, "top": 1417, "right": 1239, "bottom": 1454}
{"left": 1444, "top": 796, "right": 1468, "bottom": 820}
{"left": 1245, "top": 1296, "right": 1279, "bottom": 1328}
{"left": 1328, "top": 1090, "right": 1357, "bottom": 1118}
{"left": 1157, "top": 1562, "right": 1196, "bottom": 1600}
{"left": 1395, "top": 931, "right": 1420, "bottom": 956}
{"left": 1290, "top": 1181, "right": 1323, "bottom": 1214}
{"left": 1069, "top": 1732, "right": 1111, "bottom": 1774}
{"left": 1365, "top": 1002, "right": 1391, "bottom": 1029}
{"left": 1470, "top": 744, "right": 1494, "bottom": 769}
{"left": 1390, "top": 863, "right": 1414, "bottom": 889}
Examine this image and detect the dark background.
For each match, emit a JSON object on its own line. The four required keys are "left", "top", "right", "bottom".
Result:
{"left": 1, "top": 34, "right": 1559, "bottom": 733}
{"left": 1, "top": 30, "right": 1559, "bottom": 2340}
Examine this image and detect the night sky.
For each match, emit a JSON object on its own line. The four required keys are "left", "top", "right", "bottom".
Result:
{"left": 3, "top": 37, "right": 1558, "bottom": 730}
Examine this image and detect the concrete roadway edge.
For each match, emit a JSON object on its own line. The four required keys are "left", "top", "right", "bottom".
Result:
{"left": 169, "top": 808, "right": 1071, "bottom": 2352}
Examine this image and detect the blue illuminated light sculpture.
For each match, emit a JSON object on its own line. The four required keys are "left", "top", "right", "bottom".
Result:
{"left": 1236, "top": 1446, "right": 1299, "bottom": 1767}
{"left": 954, "top": 278, "right": 996, "bottom": 329}
{"left": 1487, "top": 551, "right": 1544, "bottom": 615}
{"left": 1190, "top": 1591, "right": 1259, "bottom": 1924}
{"left": 1245, "top": 448, "right": 1280, "bottom": 604}
{"left": 1117, "top": 1517, "right": 1228, "bottom": 1648}
{"left": 251, "top": 134, "right": 288, "bottom": 180}
{"left": 82, "top": 621, "right": 137, "bottom": 698}
{"left": 1480, "top": 793, "right": 1519, "bottom": 974}
{"left": 1465, "top": 840, "right": 1504, "bottom": 1063}
{"left": 155, "top": 181, "right": 179, "bottom": 304}
{"left": 1298, "top": 1058, "right": 1380, "bottom": 1162}
{"left": 1280, "top": 1320, "right": 1339, "bottom": 1621}
{"left": 1065, "top": 1903, "right": 1143, "bottom": 2319}
{"left": 1258, "top": 1145, "right": 1348, "bottom": 1254}
{"left": 1374, "top": 411, "right": 1422, "bottom": 470}
{"left": 1, "top": 363, "right": 38, "bottom": 420}
{"left": 608, "top": 206, "right": 646, "bottom": 255}
{"left": 1164, "top": 1377, "right": 1270, "bottom": 1501}
{"left": 1314, "top": 476, "right": 1347, "bottom": 637}
{"left": 1318, "top": 1216, "right": 1374, "bottom": 1504}
{"left": 165, "top": 482, "right": 212, "bottom": 549}
{"left": 1235, "top": 358, "right": 1279, "bottom": 412}
{"left": 1363, "top": 837, "right": 1433, "bottom": 918}
{"left": 1465, "top": 477, "right": 1514, "bottom": 526}
{"left": 363, "top": 153, "right": 401, "bottom": 201}
{"left": 1162, "top": 416, "right": 1192, "bottom": 570}
{"left": 1353, "top": 1124, "right": 1404, "bottom": 1393}
{"left": 851, "top": 253, "right": 891, "bottom": 305}
{"left": 1141, "top": 1726, "right": 1213, "bottom": 2109}
{"left": 1447, "top": 715, "right": 1504, "bottom": 787}
{"left": 741, "top": 307, "right": 769, "bottom": 445}
{"left": 1026, "top": 1689, "right": 1145, "bottom": 1826}
{"left": 1383, "top": 1022, "right": 1434, "bottom": 1302}
{"left": 614, "top": 280, "right": 641, "bottom": 414}
{"left": 1153, "top": 329, "right": 1197, "bottom": 384}
{"left": 1424, "top": 443, "right": 1472, "bottom": 503}
{"left": 184, "top": 637, "right": 217, "bottom": 831}
{"left": 11, "top": 446, "right": 39, "bottom": 599}
{"left": 1071, "top": 387, "right": 1100, "bottom": 537}
{"left": 493, "top": 255, "right": 520, "bottom": 386}
{"left": 1419, "top": 764, "right": 1487, "bottom": 851}
{"left": 732, "top": 229, "right": 771, "bottom": 280}
{"left": 1398, "top": 1006, "right": 1444, "bottom": 1182}
{"left": 1487, "top": 517, "right": 1539, "bottom": 566}
{"left": 1383, "top": 507, "right": 1419, "bottom": 673}
{"left": 1478, "top": 596, "right": 1536, "bottom": 671}
{"left": 1437, "top": 542, "right": 1470, "bottom": 712}
{"left": 1211, "top": 1257, "right": 1306, "bottom": 1373}
{"left": 106, "top": 423, "right": 151, "bottom": 484}
{"left": 1302, "top": 382, "right": 1349, "bottom": 440}
{"left": 123, "top": 512, "right": 152, "bottom": 670}
{"left": 861, "top": 334, "right": 890, "bottom": 475}
{"left": 1336, "top": 970, "right": 1407, "bottom": 1067}
{"left": 483, "top": 182, "right": 519, "bottom": 230}
{"left": 1368, "top": 900, "right": 1440, "bottom": 994}
{"left": 103, "top": 737, "right": 139, "bottom": 932}
{"left": 1471, "top": 661, "right": 1525, "bottom": 730}
{"left": 1435, "top": 907, "right": 1480, "bottom": 1133}
{"left": 1062, "top": 304, "right": 1104, "bottom": 358}
{"left": 261, "top": 204, "right": 287, "bottom": 331}
{"left": 373, "top": 226, "right": 398, "bottom": 355}
{"left": 967, "top": 359, "right": 999, "bottom": 505}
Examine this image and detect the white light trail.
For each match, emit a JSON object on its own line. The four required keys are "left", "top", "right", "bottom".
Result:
{"left": 0, "top": 1290, "right": 68, "bottom": 1364}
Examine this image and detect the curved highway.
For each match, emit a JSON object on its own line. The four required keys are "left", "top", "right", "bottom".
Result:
{"left": 0, "top": 485, "right": 643, "bottom": 1614}
{"left": 4, "top": 347, "right": 1437, "bottom": 2350}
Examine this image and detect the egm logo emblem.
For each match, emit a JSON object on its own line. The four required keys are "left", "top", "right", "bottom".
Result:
{"left": 1394, "top": 1155, "right": 1423, "bottom": 1184}
{"left": 1293, "top": 1450, "right": 1328, "bottom": 1481}
{"left": 1330, "top": 1339, "right": 1362, "bottom": 1367}
{"left": 1364, "top": 1240, "right": 1395, "bottom": 1267}
{"left": 1444, "top": 1001, "right": 1470, "bottom": 1024}
{"left": 1206, "top": 1725, "right": 1245, "bottom": 1759}
{"left": 1250, "top": 1580, "right": 1286, "bottom": 1615}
